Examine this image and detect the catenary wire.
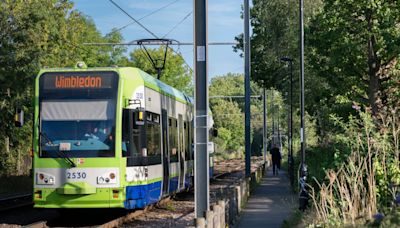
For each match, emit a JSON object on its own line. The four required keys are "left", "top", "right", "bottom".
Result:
{"left": 108, "top": 0, "right": 159, "bottom": 38}
{"left": 162, "top": 11, "right": 192, "bottom": 38}
{"left": 112, "top": 0, "right": 182, "bottom": 34}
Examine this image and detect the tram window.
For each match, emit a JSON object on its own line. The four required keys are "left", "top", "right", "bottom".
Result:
{"left": 185, "top": 121, "right": 190, "bottom": 160}
{"left": 146, "top": 112, "right": 161, "bottom": 157}
{"left": 190, "top": 123, "right": 194, "bottom": 160}
{"left": 122, "top": 109, "right": 139, "bottom": 157}
{"left": 153, "top": 114, "right": 160, "bottom": 123}
{"left": 122, "top": 110, "right": 129, "bottom": 156}
{"left": 169, "top": 117, "right": 178, "bottom": 162}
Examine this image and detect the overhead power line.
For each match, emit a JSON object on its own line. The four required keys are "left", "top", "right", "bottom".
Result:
{"left": 210, "top": 95, "right": 263, "bottom": 99}
{"left": 162, "top": 11, "right": 192, "bottom": 38}
{"left": 113, "top": 0, "right": 182, "bottom": 34}
{"left": 108, "top": 0, "right": 159, "bottom": 38}
{"left": 83, "top": 41, "right": 239, "bottom": 46}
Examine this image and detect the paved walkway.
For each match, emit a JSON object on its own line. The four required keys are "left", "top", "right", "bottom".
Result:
{"left": 236, "top": 169, "right": 296, "bottom": 228}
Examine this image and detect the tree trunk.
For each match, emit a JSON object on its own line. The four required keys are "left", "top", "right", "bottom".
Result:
{"left": 367, "top": 11, "right": 380, "bottom": 116}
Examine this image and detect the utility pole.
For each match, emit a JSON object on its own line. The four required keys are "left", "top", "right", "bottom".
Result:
{"left": 299, "top": 0, "right": 306, "bottom": 178}
{"left": 299, "top": 0, "right": 308, "bottom": 211}
{"left": 263, "top": 87, "right": 267, "bottom": 164}
{"left": 194, "top": 0, "right": 209, "bottom": 218}
{"left": 289, "top": 60, "right": 294, "bottom": 187}
{"left": 271, "top": 90, "right": 275, "bottom": 145}
{"left": 244, "top": 0, "right": 251, "bottom": 178}
{"left": 280, "top": 56, "right": 294, "bottom": 186}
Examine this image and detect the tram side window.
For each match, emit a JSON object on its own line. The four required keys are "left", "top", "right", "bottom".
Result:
{"left": 184, "top": 122, "right": 190, "bottom": 161}
{"left": 146, "top": 112, "right": 161, "bottom": 157}
{"left": 169, "top": 117, "right": 178, "bottom": 162}
{"left": 190, "top": 122, "right": 194, "bottom": 160}
{"left": 122, "top": 109, "right": 139, "bottom": 157}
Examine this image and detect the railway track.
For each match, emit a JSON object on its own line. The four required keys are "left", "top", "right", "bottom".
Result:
{"left": 18, "top": 197, "right": 174, "bottom": 228}
{"left": 1, "top": 159, "right": 265, "bottom": 227}
{"left": 0, "top": 193, "right": 33, "bottom": 212}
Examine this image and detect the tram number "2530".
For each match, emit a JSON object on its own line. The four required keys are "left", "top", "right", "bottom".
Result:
{"left": 66, "top": 171, "right": 87, "bottom": 179}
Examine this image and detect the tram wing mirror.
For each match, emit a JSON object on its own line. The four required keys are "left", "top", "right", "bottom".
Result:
{"left": 14, "top": 108, "right": 24, "bottom": 127}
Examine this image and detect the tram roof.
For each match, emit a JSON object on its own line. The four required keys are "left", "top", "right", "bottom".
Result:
{"left": 119, "top": 67, "right": 192, "bottom": 105}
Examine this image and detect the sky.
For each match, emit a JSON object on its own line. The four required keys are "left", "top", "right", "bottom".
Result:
{"left": 72, "top": 0, "right": 247, "bottom": 78}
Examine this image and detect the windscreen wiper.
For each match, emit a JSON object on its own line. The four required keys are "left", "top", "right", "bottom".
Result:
{"left": 57, "top": 150, "right": 77, "bottom": 168}
{"left": 39, "top": 131, "right": 76, "bottom": 168}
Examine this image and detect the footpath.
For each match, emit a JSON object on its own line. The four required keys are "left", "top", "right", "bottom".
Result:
{"left": 236, "top": 169, "right": 296, "bottom": 228}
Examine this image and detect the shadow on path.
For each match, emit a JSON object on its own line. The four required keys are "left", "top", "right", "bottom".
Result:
{"left": 236, "top": 169, "right": 296, "bottom": 228}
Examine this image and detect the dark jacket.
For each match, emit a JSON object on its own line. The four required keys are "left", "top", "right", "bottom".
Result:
{"left": 271, "top": 147, "right": 281, "bottom": 163}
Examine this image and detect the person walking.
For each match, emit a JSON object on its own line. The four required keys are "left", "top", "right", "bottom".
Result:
{"left": 271, "top": 146, "right": 281, "bottom": 175}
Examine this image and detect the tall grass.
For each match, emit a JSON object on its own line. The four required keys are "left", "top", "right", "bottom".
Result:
{"left": 308, "top": 110, "right": 400, "bottom": 226}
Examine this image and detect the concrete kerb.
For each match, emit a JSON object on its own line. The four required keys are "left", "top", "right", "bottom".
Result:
{"left": 195, "top": 162, "right": 266, "bottom": 227}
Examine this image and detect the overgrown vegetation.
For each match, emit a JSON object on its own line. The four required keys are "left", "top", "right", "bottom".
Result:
{"left": 241, "top": 0, "right": 400, "bottom": 226}
{"left": 308, "top": 111, "right": 400, "bottom": 226}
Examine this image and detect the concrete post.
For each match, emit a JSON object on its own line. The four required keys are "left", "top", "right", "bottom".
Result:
{"left": 212, "top": 204, "right": 221, "bottom": 228}
{"left": 205, "top": 210, "right": 214, "bottom": 228}
{"left": 196, "top": 217, "right": 206, "bottom": 228}
{"left": 218, "top": 200, "right": 226, "bottom": 228}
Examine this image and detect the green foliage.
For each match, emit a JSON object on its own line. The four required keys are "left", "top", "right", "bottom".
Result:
{"left": 0, "top": 0, "right": 126, "bottom": 177}
{"left": 209, "top": 73, "right": 267, "bottom": 158}
{"left": 129, "top": 47, "right": 193, "bottom": 94}
{"left": 308, "top": 0, "right": 400, "bottom": 114}
{"left": 0, "top": 1, "right": 194, "bottom": 177}
{"left": 308, "top": 110, "right": 400, "bottom": 226}
{"left": 212, "top": 100, "right": 244, "bottom": 155}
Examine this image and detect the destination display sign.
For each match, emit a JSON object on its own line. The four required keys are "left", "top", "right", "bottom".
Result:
{"left": 41, "top": 72, "right": 117, "bottom": 90}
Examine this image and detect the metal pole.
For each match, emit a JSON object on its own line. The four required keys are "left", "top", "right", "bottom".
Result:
{"left": 244, "top": 0, "right": 251, "bottom": 178}
{"left": 194, "top": 0, "right": 209, "bottom": 218}
{"left": 287, "top": 96, "right": 290, "bottom": 167}
{"left": 299, "top": 0, "right": 308, "bottom": 211}
{"left": 299, "top": 0, "right": 306, "bottom": 176}
{"left": 279, "top": 56, "right": 294, "bottom": 185}
{"left": 263, "top": 87, "right": 267, "bottom": 164}
{"left": 289, "top": 60, "right": 294, "bottom": 186}
{"left": 271, "top": 91, "right": 275, "bottom": 144}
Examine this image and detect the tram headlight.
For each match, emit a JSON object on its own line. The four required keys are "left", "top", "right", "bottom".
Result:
{"left": 36, "top": 172, "right": 55, "bottom": 185}
{"left": 97, "top": 177, "right": 105, "bottom": 184}
{"left": 97, "top": 172, "right": 117, "bottom": 184}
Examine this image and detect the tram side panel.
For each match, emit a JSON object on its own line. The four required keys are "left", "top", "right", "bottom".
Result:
{"left": 122, "top": 78, "right": 194, "bottom": 209}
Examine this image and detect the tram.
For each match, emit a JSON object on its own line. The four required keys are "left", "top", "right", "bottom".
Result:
{"left": 32, "top": 63, "right": 197, "bottom": 209}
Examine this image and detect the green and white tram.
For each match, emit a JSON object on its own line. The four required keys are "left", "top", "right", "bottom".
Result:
{"left": 33, "top": 63, "right": 195, "bottom": 209}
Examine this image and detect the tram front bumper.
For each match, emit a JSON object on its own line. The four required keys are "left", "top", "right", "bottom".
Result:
{"left": 33, "top": 187, "right": 125, "bottom": 208}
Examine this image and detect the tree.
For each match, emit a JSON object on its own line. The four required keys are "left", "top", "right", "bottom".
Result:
{"left": 129, "top": 47, "right": 193, "bottom": 94}
{"left": 308, "top": 0, "right": 400, "bottom": 116}
{"left": 0, "top": 0, "right": 121, "bottom": 176}
{"left": 209, "top": 73, "right": 267, "bottom": 157}
{"left": 211, "top": 99, "right": 245, "bottom": 155}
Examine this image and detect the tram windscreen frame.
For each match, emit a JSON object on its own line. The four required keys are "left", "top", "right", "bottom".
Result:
{"left": 38, "top": 71, "right": 119, "bottom": 158}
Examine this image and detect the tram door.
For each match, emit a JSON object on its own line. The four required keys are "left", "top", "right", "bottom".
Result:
{"left": 161, "top": 109, "right": 170, "bottom": 196}
{"left": 178, "top": 115, "right": 185, "bottom": 189}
